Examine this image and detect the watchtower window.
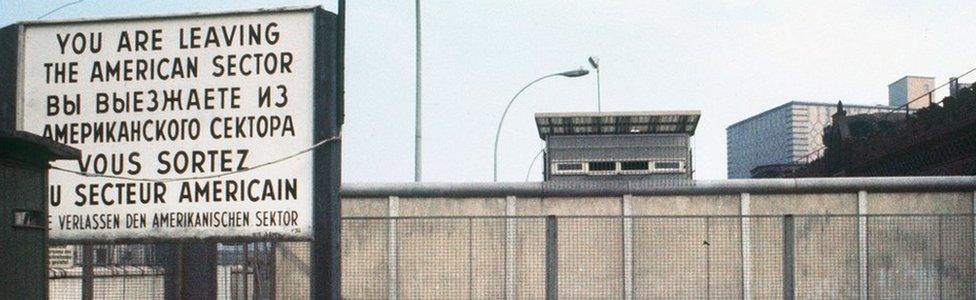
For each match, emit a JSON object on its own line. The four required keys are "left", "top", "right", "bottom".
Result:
{"left": 654, "top": 161, "right": 682, "bottom": 170}
{"left": 588, "top": 161, "right": 616, "bottom": 172}
{"left": 620, "top": 161, "right": 649, "bottom": 171}
{"left": 556, "top": 163, "right": 583, "bottom": 171}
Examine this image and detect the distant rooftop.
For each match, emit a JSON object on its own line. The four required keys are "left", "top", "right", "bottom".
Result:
{"left": 891, "top": 75, "right": 936, "bottom": 83}
{"left": 535, "top": 111, "right": 700, "bottom": 139}
{"left": 726, "top": 101, "right": 901, "bottom": 130}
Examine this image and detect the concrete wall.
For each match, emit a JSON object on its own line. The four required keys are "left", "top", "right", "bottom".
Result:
{"left": 316, "top": 186, "right": 976, "bottom": 299}
{"left": 628, "top": 195, "right": 740, "bottom": 298}
{"left": 867, "top": 192, "right": 974, "bottom": 299}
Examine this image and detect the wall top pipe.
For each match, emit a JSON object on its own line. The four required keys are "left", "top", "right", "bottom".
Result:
{"left": 342, "top": 176, "right": 976, "bottom": 198}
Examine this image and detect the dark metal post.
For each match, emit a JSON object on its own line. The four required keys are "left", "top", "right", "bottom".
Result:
{"left": 160, "top": 243, "right": 182, "bottom": 300}
{"left": 269, "top": 242, "right": 277, "bottom": 300}
{"left": 863, "top": 216, "right": 870, "bottom": 300}
{"left": 782, "top": 215, "right": 795, "bottom": 300}
{"left": 705, "top": 217, "right": 712, "bottom": 300}
{"left": 243, "top": 243, "right": 251, "bottom": 298}
{"left": 546, "top": 215, "right": 558, "bottom": 300}
{"left": 335, "top": 0, "right": 346, "bottom": 127}
{"left": 310, "top": 2, "right": 344, "bottom": 299}
{"left": 81, "top": 244, "right": 93, "bottom": 300}
{"left": 937, "top": 216, "right": 944, "bottom": 299}
{"left": 620, "top": 215, "right": 625, "bottom": 299}
{"left": 181, "top": 243, "right": 218, "bottom": 298}
{"left": 468, "top": 218, "right": 474, "bottom": 300}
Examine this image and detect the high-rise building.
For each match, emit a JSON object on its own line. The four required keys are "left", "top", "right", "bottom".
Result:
{"left": 726, "top": 101, "right": 899, "bottom": 179}
{"left": 888, "top": 76, "right": 935, "bottom": 109}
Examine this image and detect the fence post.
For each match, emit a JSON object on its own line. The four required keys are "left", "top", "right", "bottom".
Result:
{"left": 937, "top": 216, "right": 944, "bottom": 300}
{"left": 387, "top": 196, "right": 399, "bottom": 300}
{"left": 740, "top": 193, "right": 752, "bottom": 300}
{"left": 81, "top": 244, "right": 93, "bottom": 300}
{"left": 858, "top": 191, "right": 868, "bottom": 300}
{"left": 782, "top": 215, "right": 795, "bottom": 300}
{"left": 545, "top": 215, "right": 558, "bottom": 300}
{"left": 622, "top": 195, "right": 633, "bottom": 300}
{"left": 468, "top": 217, "right": 474, "bottom": 299}
{"left": 505, "top": 196, "right": 516, "bottom": 300}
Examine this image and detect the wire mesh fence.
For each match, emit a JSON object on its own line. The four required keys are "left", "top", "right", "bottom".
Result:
{"left": 48, "top": 214, "right": 975, "bottom": 299}
{"left": 48, "top": 244, "right": 165, "bottom": 300}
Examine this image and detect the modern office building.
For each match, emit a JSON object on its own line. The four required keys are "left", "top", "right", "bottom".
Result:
{"left": 726, "top": 101, "right": 899, "bottom": 179}
{"left": 535, "top": 111, "right": 700, "bottom": 182}
{"left": 889, "top": 76, "right": 935, "bottom": 109}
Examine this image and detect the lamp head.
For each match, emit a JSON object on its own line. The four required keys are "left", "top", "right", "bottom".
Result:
{"left": 559, "top": 68, "right": 590, "bottom": 78}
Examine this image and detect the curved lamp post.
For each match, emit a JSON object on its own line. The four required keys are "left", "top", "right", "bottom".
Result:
{"left": 493, "top": 68, "right": 589, "bottom": 181}
{"left": 525, "top": 146, "right": 545, "bottom": 182}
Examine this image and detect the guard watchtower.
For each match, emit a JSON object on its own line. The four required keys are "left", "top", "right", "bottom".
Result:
{"left": 535, "top": 111, "right": 699, "bottom": 182}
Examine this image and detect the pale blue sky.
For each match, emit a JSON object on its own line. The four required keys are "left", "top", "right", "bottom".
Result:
{"left": 2, "top": 0, "right": 974, "bottom": 182}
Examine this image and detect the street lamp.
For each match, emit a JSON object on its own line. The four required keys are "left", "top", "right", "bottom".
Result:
{"left": 493, "top": 68, "right": 589, "bottom": 182}
{"left": 525, "top": 146, "right": 545, "bottom": 182}
{"left": 415, "top": 0, "right": 422, "bottom": 182}
{"left": 589, "top": 56, "right": 601, "bottom": 112}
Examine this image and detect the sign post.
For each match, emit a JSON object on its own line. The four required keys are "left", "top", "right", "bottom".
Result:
{"left": 1, "top": 6, "right": 342, "bottom": 299}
